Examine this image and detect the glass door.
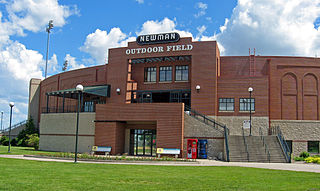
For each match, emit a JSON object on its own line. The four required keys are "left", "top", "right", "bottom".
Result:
{"left": 130, "top": 129, "right": 156, "bottom": 156}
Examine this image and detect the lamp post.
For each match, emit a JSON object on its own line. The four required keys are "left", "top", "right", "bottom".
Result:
{"left": 74, "top": 84, "right": 83, "bottom": 163}
{"left": 45, "top": 20, "right": 53, "bottom": 79}
{"left": 1, "top": 111, "right": 3, "bottom": 132}
{"left": 8, "top": 102, "right": 14, "bottom": 153}
{"left": 248, "top": 87, "right": 253, "bottom": 136}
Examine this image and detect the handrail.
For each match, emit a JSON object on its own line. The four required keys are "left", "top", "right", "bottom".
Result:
{"left": 184, "top": 105, "right": 230, "bottom": 162}
{"left": 224, "top": 126, "right": 230, "bottom": 162}
{"left": 259, "top": 127, "right": 271, "bottom": 162}
{"left": 269, "top": 126, "right": 291, "bottom": 163}
{"left": 2, "top": 120, "right": 27, "bottom": 133}
{"left": 184, "top": 105, "right": 225, "bottom": 133}
{"left": 242, "top": 127, "right": 250, "bottom": 162}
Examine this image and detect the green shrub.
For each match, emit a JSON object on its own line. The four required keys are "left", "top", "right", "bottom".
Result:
{"left": 294, "top": 156, "right": 305, "bottom": 161}
{"left": 305, "top": 156, "right": 320, "bottom": 164}
{"left": 0, "top": 136, "right": 9, "bottom": 146}
{"left": 299, "top": 151, "right": 310, "bottom": 158}
{"left": 10, "top": 138, "right": 17, "bottom": 146}
{"left": 26, "top": 134, "right": 39, "bottom": 150}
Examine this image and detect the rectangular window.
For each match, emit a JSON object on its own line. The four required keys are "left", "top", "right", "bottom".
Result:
{"left": 219, "top": 98, "right": 234, "bottom": 111}
{"left": 239, "top": 98, "right": 255, "bottom": 111}
{"left": 175, "top": 65, "right": 189, "bottom": 81}
{"left": 159, "top": 66, "right": 172, "bottom": 82}
{"left": 308, "top": 141, "right": 319, "bottom": 153}
{"left": 144, "top": 67, "right": 156, "bottom": 82}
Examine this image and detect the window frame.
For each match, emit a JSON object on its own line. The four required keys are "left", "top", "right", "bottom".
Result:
{"left": 219, "top": 98, "right": 235, "bottom": 111}
{"left": 144, "top": 67, "right": 157, "bottom": 82}
{"left": 308, "top": 141, "right": 320, "bottom": 153}
{"left": 159, "top": 66, "right": 172, "bottom": 82}
{"left": 175, "top": 65, "right": 189, "bottom": 81}
{"left": 239, "top": 98, "right": 255, "bottom": 111}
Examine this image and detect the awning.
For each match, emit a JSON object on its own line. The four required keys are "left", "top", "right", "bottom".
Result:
{"left": 46, "top": 85, "right": 110, "bottom": 98}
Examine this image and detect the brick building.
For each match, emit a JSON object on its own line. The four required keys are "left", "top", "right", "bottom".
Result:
{"left": 28, "top": 33, "right": 320, "bottom": 160}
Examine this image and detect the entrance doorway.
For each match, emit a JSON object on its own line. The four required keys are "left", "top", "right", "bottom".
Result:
{"left": 130, "top": 129, "right": 156, "bottom": 156}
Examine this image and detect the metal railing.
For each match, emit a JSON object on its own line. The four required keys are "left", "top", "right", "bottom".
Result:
{"left": 184, "top": 105, "right": 230, "bottom": 162}
{"left": 269, "top": 126, "right": 291, "bottom": 163}
{"left": 242, "top": 127, "right": 250, "bottom": 162}
{"left": 2, "top": 120, "right": 27, "bottom": 133}
{"left": 259, "top": 127, "right": 271, "bottom": 162}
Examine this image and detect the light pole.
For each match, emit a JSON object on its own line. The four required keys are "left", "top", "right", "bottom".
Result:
{"left": 1, "top": 111, "right": 3, "bottom": 132}
{"left": 248, "top": 87, "right": 253, "bottom": 136}
{"left": 8, "top": 102, "right": 14, "bottom": 153}
{"left": 45, "top": 20, "right": 53, "bottom": 79}
{"left": 74, "top": 84, "right": 83, "bottom": 163}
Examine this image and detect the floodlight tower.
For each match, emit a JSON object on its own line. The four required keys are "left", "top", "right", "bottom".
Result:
{"left": 45, "top": 20, "right": 53, "bottom": 79}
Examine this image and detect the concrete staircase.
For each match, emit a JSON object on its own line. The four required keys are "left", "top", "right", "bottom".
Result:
{"left": 228, "top": 135, "right": 287, "bottom": 163}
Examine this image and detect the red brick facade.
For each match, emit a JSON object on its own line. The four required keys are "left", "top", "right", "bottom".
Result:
{"left": 38, "top": 37, "right": 320, "bottom": 156}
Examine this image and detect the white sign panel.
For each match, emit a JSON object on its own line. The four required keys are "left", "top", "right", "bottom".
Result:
{"left": 243, "top": 120, "right": 250, "bottom": 129}
{"left": 125, "top": 44, "right": 193, "bottom": 55}
{"left": 157, "top": 148, "right": 180, "bottom": 155}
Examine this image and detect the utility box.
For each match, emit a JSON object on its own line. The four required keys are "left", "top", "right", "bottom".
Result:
{"left": 198, "top": 139, "right": 208, "bottom": 159}
{"left": 187, "top": 139, "right": 198, "bottom": 159}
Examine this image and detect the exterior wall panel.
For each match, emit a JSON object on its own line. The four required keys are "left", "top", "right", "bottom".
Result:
{"left": 95, "top": 103, "right": 184, "bottom": 155}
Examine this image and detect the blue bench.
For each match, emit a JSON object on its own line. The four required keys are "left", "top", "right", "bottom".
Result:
{"left": 91, "top": 146, "right": 112, "bottom": 156}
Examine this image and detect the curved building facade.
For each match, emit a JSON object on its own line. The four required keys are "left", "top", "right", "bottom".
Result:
{"left": 28, "top": 33, "right": 320, "bottom": 159}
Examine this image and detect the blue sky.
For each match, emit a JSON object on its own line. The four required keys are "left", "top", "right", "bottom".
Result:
{"left": 0, "top": 0, "right": 320, "bottom": 128}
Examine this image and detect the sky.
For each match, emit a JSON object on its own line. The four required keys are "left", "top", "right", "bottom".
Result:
{"left": 1, "top": 0, "right": 320, "bottom": 128}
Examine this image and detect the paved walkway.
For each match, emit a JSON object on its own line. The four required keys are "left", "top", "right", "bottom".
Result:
{"left": 1, "top": 155, "right": 320, "bottom": 173}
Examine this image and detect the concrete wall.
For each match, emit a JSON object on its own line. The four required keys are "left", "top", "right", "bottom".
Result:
{"left": 3, "top": 123, "right": 26, "bottom": 140}
{"left": 271, "top": 120, "right": 320, "bottom": 156}
{"left": 184, "top": 114, "right": 224, "bottom": 159}
{"left": 28, "top": 78, "right": 41, "bottom": 128}
{"left": 39, "top": 113, "right": 95, "bottom": 153}
{"left": 212, "top": 116, "right": 269, "bottom": 136}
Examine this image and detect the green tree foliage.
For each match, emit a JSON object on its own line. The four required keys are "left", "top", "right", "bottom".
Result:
{"left": 16, "top": 117, "right": 38, "bottom": 147}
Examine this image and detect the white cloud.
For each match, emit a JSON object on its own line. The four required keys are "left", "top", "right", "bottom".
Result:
{"left": 137, "top": 17, "right": 193, "bottom": 37}
{"left": 197, "top": 25, "right": 206, "bottom": 35}
{"left": 0, "top": 0, "right": 78, "bottom": 125}
{"left": 136, "top": 0, "right": 144, "bottom": 4}
{"left": 0, "top": 41, "right": 43, "bottom": 81}
{"left": 216, "top": 0, "right": 320, "bottom": 56}
{"left": 64, "top": 54, "right": 85, "bottom": 71}
{"left": 80, "top": 28, "right": 135, "bottom": 65}
{"left": 80, "top": 18, "right": 193, "bottom": 64}
{"left": 5, "top": 0, "right": 79, "bottom": 33}
{"left": 0, "top": 41, "right": 44, "bottom": 125}
{"left": 194, "top": 2, "right": 207, "bottom": 18}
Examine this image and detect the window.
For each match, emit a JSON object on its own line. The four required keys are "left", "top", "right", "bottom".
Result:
{"left": 144, "top": 67, "right": 156, "bottom": 82}
{"left": 240, "top": 98, "right": 255, "bottom": 111}
{"left": 308, "top": 141, "right": 319, "bottom": 153}
{"left": 219, "top": 98, "right": 234, "bottom": 111}
{"left": 175, "top": 65, "right": 189, "bottom": 81}
{"left": 159, "top": 66, "right": 172, "bottom": 82}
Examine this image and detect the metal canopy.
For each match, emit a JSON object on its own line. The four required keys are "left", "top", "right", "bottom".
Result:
{"left": 46, "top": 85, "right": 110, "bottom": 98}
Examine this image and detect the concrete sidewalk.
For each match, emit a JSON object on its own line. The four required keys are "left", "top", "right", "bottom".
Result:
{"left": 1, "top": 155, "right": 320, "bottom": 173}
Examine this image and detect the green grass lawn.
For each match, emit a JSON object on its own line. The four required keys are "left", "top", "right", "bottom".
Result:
{"left": 0, "top": 158, "right": 319, "bottom": 190}
{"left": 0, "top": 145, "right": 61, "bottom": 155}
{"left": 0, "top": 146, "right": 320, "bottom": 190}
